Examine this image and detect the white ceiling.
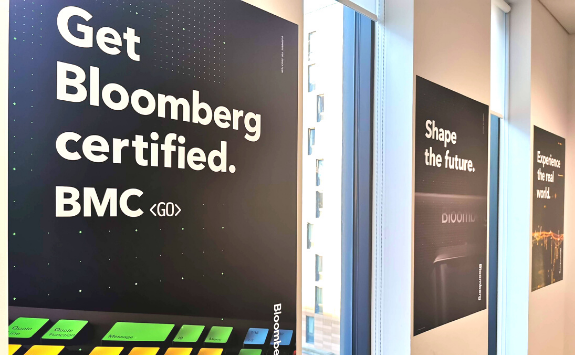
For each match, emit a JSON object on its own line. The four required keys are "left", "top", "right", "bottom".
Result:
{"left": 540, "top": 0, "right": 575, "bottom": 34}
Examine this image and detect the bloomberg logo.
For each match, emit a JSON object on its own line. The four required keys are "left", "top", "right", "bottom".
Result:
{"left": 442, "top": 210, "right": 477, "bottom": 224}
{"left": 272, "top": 304, "right": 282, "bottom": 354}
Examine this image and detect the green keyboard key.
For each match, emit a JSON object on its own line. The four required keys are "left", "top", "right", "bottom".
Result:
{"left": 9, "top": 317, "right": 49, "bottom": 339}
{"left": 204, "top": 326, "right": 233, "bottom": 344}
{"left": 173, "top": 325, "right": 205, "bottom": 343}
{"left": 42, "top": 319, "right": 88, "bottom": 340}
{"left": 103, "top": 322, "right": 175, "bottom": 342}
{"left": 238, "top": 350, "right": 262, "bottom": 355}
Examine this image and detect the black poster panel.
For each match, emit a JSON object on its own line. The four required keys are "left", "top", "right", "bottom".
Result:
{"left": 8, "top": 0, "right": 298, "bottom": 349}
{"left": 532, "top": 127, "right": 565, "bottom": 291}
{"left": 414, "top": 76, "right": 489, "bottom": 335}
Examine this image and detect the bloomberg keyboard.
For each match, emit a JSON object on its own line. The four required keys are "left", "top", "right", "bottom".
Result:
{"left": 8, "top": 307, "right": 296, "bottom": 355}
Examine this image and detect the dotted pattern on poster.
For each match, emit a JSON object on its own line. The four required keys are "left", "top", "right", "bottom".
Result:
{"left": 95, "top": 0, "right": 228, "bottom": 83}
{"left": 8, "top": 0, "right": 230, "bottom": 303}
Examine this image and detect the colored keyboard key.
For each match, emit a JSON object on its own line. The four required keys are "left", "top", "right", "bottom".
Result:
{"left": 103, "top": 322, "right": 175, "bottom": 342}
{"left": 9, "top": 318, "right": 50, "bottom": 339}
{"left": 244, "top": 328, "right": 269, "bottom": 345}
{"left": 127, "top": 348, "right": 160, "bottom": 355}
{"left": 239, "top": 350, "right": 262, "bottom": 355}
{"left": 197, "top": 350, "right": 223, "bottom": 355}
{"left": 269, "top": 329, "right": 293, "bottom": 346}
{"left": 204, "top": 326, "right": 233, "bottom": 344}
{"left": 89, "top": 347, "right": 124, "bottom": 355}
{"left": 8, "top": 344, "right": 22, "bottom": 355}
{"left": 164, "top": 348, "right": 193, "bottom": 355}
{"left": 42, "top": 319, "right": 88, "bottom": 340}
{"left": 23, "top": 346, "right": 65, "bottom": 355}
{"left": 173, "top": 325, "right": 205, "bottom": 343}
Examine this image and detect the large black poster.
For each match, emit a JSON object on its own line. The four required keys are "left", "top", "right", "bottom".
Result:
{"left": 414, "top": 77, "right": 489, "bottom": 335}
{"left": 532, "top": 127, "right": 565, "bottom": 291}
{"left": 8, "top": 0, "right": 298, "bottom": 349}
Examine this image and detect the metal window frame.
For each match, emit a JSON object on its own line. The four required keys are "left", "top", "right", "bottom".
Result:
{"left": 488, "top": 114, "right": 501, "bottom": 355}
{"left": 341, "top": 7, "right": 374, "bottom": 355}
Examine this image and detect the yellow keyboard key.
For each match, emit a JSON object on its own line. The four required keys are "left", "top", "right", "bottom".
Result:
{"left": 164, "top": 349, "right": 193, "bottom": 355}
{"left": 128, "top": 348, "right": 160, "bottom": 355}
{"left": 197, "top": 349, "right": 223, "bottom": 355}
{"left": 9, "top": 345, "right": 22, "bottom": 355}
{"left": 89, "top": 347, "right": 125, "bottom": 355}
{"left": 24, "top": 346, "right": 65, "bottom": 355}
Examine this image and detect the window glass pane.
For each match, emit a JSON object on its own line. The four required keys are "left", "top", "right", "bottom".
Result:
{"left": 308, "top": 64, "right": 317, "bottom": 92}
{"left": 308, "top": 31, "right": 316, "bottom": 61}
{"left": 307, "top": 223, "right": 314, "bottom": 249}
{"left": 315, "top": 287, "right": 324, "bottom": 314}
{"left": 316, "top": 159, "right": 323, "bottom": 186}
{"left": 303, "top": 1, "right": 345, "bottom": 354}
{"left": 308, "top": 128, "right": 316, "bottom": 155}
{"left": 317, "top": 94, "right": 325, "bottom": 122}
{"left": 316, "top": 191, "right": 323, "bottom": 218}
{"left": 315, "top": 255, "right": 323, "bottom": 281}
{"left": 306, "top": 316, "right": 315, "bottom": 344}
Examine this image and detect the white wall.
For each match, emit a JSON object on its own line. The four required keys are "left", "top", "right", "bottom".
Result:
{"left": 412, "top": 0, "right": 491, "bottom": 353}
{"left": 244, "top": 0, "right": 303, "bottom": 27}
{"left": 565, "top": 33, "right": 575, "bottom": 355}
{"left": 414, "top": 0, "right": 491, "bottom": 105}
{"left": 504, "top": 1, "right": 574, "bottom": 353}
{"left": 528, "top": 2, "right": 570, "bottom": 354}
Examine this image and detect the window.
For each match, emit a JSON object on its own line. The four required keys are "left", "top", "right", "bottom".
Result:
{"left": 317, "top": 94, "right": 325, "bottom": 122}
{"left": 307, "top": 223, "right": 314, "bottom": 249}
{"left": 308, "top": 31, "right": 316, "bottom": 61}
{"left": 308, "top": 64, "right": 317, "bottom": 92}
{"left": 306, "top": 316, "right": 315, "bottom": 344}
{"left": 315, "top": 254, "right": 323, "bottom": 281}
{"left": 316, "top": 191, "right": 323, "bottom": 218}
{"left": 316, "top": 159, "right": 323, "bottom": 186}
{"left": 315, "top": 286, "right": 324, "bottom": 314}
{"left": 308, "top": 128, "right": 316, "bottom": 155}
{"left": 302, "top": 2, "right": 373, "bottom": 353}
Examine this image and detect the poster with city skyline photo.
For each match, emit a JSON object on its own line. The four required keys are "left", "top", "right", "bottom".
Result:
{"left": 532, "top": 126, "right": 565, "bottom": 291}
